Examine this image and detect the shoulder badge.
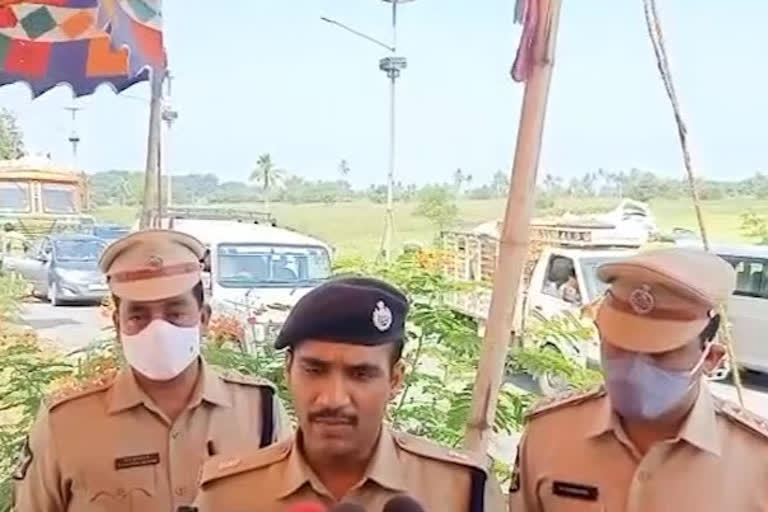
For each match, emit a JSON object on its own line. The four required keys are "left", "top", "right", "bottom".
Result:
{"left": 220, "top": 370, "right": 276, "bottom": 390}
{"left": 525, "top": 386, "right": 606, "bottom": 422}
{"left": 199, "top": 438, "right": 292, "bottom": 487}
{"left": 393, "top": 431, "right": 486, "bottom": 472}
{"left": 44, "top": 375, "right": 115, "bottom": 411}
{"left": 713, "top": 396, "right": 768, "bottom": 439}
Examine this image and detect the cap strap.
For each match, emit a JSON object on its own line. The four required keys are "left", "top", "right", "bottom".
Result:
{"left": 605, "top": 291, "right": 705, "bottom": 321}
{"left": 109, "top": 262, "right": 201, "bottom": 284}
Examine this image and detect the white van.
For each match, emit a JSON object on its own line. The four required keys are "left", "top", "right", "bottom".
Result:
{"left": 709, "top": 244, "right": 768, "bottom": 373}
{"left": 140, "top": 213, "right": 333, "bottom": 347}
{"left": 675, "top": 241, "right": 768, "bottom": 373}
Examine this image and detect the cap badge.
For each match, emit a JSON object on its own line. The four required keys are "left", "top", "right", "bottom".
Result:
{"left": 146, "top": 255, "right": 164, "bottom": 268}
{"left": 629, "top": 285, "right": 655, "bottom": 315}
{"left": 372, "top": 300, "right": 393, "bottom": 332}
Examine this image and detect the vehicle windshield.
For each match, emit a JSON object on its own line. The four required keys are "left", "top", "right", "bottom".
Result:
{"left": 217, "top": 244, "right": 331, "bottom": 288}
{"left": 579, "top": 255, "right": 631, "bottom": 302}
{"left": 94, "top": 226, "right": 130, "bottom": 240}
{"left": 0, "top": 182, "right": 30, "bottom": 212}
{"left": 42, "top": 184, "right": 76, "bottom": 214}
{"left": 54, "top": 239, "right": 106, "bottom": 262}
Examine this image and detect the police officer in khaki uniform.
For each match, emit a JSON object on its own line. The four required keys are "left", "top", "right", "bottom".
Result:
{"left": 194, "top": 277, "right": 506, "bottom": 512}
{"left": 13, "top": 230, "right": 287, "bottom": 512}
{"left": 510, "top": 247, "right": 768, "bottom": 511}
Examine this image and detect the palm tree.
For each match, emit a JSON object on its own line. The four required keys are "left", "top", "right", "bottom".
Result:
{"left": 338, "top": 159, "right": 351, "bottom": 180}
{"left": 453, "top": 168, "right": 465, "bottom": 193}
{"left": 250, "top": 154, "right": 286, "bottom": 213}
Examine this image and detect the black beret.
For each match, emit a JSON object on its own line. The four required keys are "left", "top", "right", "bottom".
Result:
{"left": 274, "top": 276, "right": 409, "bottom": 349}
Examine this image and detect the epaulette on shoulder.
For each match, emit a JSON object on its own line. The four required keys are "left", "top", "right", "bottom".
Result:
{"left": 525, "top": 386, "right": 605, "bottom": 422}
{"left": 714, "top": 395, "right": 768, "bottom": 440}
{"left": 393, "top": 431, "right": 486, "bottom": 472}
{"left": 219, "top": 370, "right": 276, "bottom": 390}
{"left": 45, "top": 376, "right": 115, "bottom": 411}
{"left": 199, "top": 438, "right": 292, "bottom": 487}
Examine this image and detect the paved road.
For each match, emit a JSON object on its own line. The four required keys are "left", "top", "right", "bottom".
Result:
{"left": 18, "top": 300, "right": 110, "bottom": 353}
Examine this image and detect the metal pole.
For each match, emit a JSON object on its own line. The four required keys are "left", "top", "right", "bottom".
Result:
{"left": 383, "top": 0, "right": 398, "bottom": 261}
{"left": 140, "top": 72, "right": 164, "bottom": 229}
{"left": 463, "top": 0, "right": 563, "bottom": 454}
{"left": 384, "top": 74, "right": 396, "bottom": 261}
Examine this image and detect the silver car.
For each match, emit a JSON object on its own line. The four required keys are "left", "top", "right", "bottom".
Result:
{"left": 8, "top": 234, "right": 108, "bottom": 306}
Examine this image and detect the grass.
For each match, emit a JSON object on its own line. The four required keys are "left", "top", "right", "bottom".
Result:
{"left": 93, "top": 197, "right": 768, "bottom": 259}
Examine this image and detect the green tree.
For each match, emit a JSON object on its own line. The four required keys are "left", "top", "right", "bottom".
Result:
{"left": 0, "top": 109, "right": 24, "bottom": 160}
{"left": 250, "top": 154, "right": 287, "bottom": 213}
{"left": 338, "top": 159, "right": 350, "bottom": 179}
{"left": 415, "top": 185, "right": 459, "bottom": 231}
{"left": 740, "top": 212, "right": 768, "bottom": 245}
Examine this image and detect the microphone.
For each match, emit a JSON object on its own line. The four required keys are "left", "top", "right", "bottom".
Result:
{"left": 286, "top": 502, "right": 328, "bottom": 512}
{"left": 383, "top": 495, "right": 425, "bottom": 512}
{"left": 328, "top": 503, "right": 367, "bottom": 512}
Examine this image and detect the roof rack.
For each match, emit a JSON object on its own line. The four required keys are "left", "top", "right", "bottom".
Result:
{"left": 151, "top": 207, "right": 277, "bottom": 226}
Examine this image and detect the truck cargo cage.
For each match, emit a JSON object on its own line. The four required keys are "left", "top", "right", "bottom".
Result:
{"left": 150, "top": 207, "right": 277, "bottom": 226}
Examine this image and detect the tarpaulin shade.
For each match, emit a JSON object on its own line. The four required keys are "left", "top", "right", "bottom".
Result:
{"left": 0, "top": 0, "right": 163, "bottom": 97}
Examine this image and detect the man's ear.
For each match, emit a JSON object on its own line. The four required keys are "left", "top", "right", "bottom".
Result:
{"left": 283, "top": 349, "right": 293, "bottom": 382}
{"left": 200, "top": 304, "right": 212, "bottom": 334}
{"left": 389, "top": 360, "right": 406, "bottom": 400}
{"left": 112, "top": 309, "right": 120, "bottom": 337}
{"left": 703, "top": 343, "right": 727, "bottom": 375}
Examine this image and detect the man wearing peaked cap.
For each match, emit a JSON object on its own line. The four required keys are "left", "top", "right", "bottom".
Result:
{"left": 13, "top": 230, "right": 288, "bottom": 512}
{"left": 194, "top": 276, "right": 505, "bottom": 512}
{"left": 510, "top": 247, "right": 768, "bottom": 512}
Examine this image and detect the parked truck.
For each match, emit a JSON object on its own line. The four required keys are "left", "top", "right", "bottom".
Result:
{"left": 441, "top": 201, "right": 654, "bottom": 393}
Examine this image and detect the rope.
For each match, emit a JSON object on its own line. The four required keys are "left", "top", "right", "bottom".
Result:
{"left": 641, "top": 0, "right": 744, "bottom": 407}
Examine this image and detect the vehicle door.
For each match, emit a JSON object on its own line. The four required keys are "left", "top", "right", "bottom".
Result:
{"left": 32, "top": 238, "right": 53, "bottom": 293}
{"left": 720, "top": 255, "right": 768, "bottom": 373}
{"left": 525, "top": 251, "right": 587, "bottom": 364}
{"left": 11, "top": 239, "right": 40, "bottom": 280}
{"left": 527, "top": 252, "right": 584, "bottom": 320}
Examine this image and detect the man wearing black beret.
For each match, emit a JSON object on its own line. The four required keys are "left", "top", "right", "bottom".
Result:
{"left": 195, "top": 276, "right": 505, "bottom": 512}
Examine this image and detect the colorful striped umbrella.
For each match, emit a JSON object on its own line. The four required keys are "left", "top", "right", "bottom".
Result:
{"left": 0, "top": 0, "right": 163, "bottom": 97}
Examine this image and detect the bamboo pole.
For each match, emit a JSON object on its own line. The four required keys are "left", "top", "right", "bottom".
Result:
{"left": 139, "top": 72, "right": 164, "bottom": 229}
{"left": 463, "top": 0, "right": 562, "bottom": 453}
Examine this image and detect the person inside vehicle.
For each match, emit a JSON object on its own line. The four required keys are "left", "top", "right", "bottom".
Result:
{"left": 559, "top": 268, "right": 582, "bottom": 305}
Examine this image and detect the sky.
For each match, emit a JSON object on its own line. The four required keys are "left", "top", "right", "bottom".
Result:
{"left": 1, "top": 1, "right": 766, "bottom": 188}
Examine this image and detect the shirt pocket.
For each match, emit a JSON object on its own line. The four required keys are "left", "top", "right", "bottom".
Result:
{"left": 538, "top": 478, "right": 606, "bottom": 512}
{"left": 87, "top": 466, "right": 157, "bottom": 512}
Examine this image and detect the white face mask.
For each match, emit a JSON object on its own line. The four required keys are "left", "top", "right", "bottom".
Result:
{"left": 121, "top": 319, "right": 201, "bottom": 381}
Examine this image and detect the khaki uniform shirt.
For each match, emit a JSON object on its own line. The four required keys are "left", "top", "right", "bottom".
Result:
{"left": 12, "top": 359, "right": 288, "bottom": 512}
{"left": 195, "top": 428, "right": 506, "bottom": 512}
{"left": 509, "top": 386, "right": 768, "bottom": 511}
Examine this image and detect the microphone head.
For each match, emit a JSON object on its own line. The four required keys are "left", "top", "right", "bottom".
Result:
{"left": 287, "top": 502, "right": 328, "bottom": 512}
{"left": 382, "top": 495, "right": 425, "bottom": 512}
{"left": 328, "top": 503, "right": 367, "bottom": 512}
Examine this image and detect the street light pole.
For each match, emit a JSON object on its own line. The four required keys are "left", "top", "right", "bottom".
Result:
{"left": 322, "top": 0, "right": 415, "bottom": 261}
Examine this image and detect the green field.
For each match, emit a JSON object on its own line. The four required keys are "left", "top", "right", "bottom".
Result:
{"left": 94, "top": 197, "right": 768, "bottom": 258}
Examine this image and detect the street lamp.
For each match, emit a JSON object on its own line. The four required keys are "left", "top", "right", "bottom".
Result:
{"left": 321, "top": 0, "right": 417, "bottom": 260}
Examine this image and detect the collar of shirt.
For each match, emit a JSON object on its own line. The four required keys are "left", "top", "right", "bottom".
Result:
{"left": 106, "top": 358, "right": 232, "bottom": 414}
{"left": 276, "top": 427, "right": 408, "bottom": 499}
{"left": 587, "top": 385, "right": 722, "bottom": 456}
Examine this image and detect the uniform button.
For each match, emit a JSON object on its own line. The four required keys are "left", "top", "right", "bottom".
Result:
{"left": 171, "top": 431, "right": 181, "bottom": 439}
{"left": 638, "top": 471, "right": 650, "bottom": 482}
{"left": 116, "top": 488, "right": 127, "bottom": 498}
{"left": 175, "top": 486, "right": 186, "bottom": 497}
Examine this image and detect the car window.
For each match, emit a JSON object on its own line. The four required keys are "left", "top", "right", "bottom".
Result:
{"left": 723, "top": 256, "right": 768, "bottom": 299}
{"left": 541, "top": 255, "right": 582, "bottom": 305}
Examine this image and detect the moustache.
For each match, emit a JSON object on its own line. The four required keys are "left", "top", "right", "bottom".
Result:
{"left": 308, "top": 409, "right": 358, "bottom": 425}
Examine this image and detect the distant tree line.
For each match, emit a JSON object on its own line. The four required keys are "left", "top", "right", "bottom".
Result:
{"left": 87, "top": 165, "right": 768, "bottom": 209}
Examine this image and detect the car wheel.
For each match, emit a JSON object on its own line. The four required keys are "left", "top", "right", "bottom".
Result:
{"left": 536, "top": 345, "right": 571, "bottom": 397}
{"left": 48, "top": 281, "right": 61, "bottom": 307}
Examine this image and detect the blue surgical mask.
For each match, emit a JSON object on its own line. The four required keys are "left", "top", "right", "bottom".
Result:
{"left": 602, "top": 347, "right": 709, "bottom": 421}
